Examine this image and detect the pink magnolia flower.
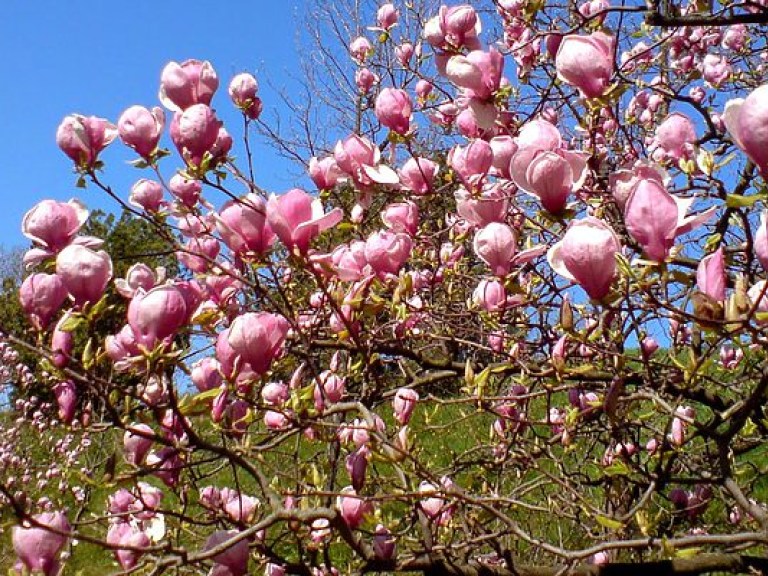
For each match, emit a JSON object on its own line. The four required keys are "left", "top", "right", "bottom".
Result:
{"left": 472, "top": 279, "right": 508, "bottom": 312}
{"left": 623, "top": 178, "right": 716, "bottom": 262}
{"left": 547, "top": 217, "right": 622, "bottom": 300}
{"left": 55, "top": 244, "right": 113, "bottom": 306}
{"left": 609, "top": 161, "right": 668, "bottom": 210}
{"left": 107, "top": 522, "right": 150, "bottom": 570}
{"left": 445, "top": 48, "right": 504, "bottom": 100}
{"left": 124, "top": 423, "right": 154, "bottom": 465}
{"left": 393, "top": 388, "right": 419, "bottom": 424}
{"left": 22, "top": 199, "right": 88, "bottom": 252}
{"left": 364, "top": 230, "right": 412, "bottom": 278}
{"left": 53, "top": 380, "right": 77, "bottom": 424}
{"left": 449, "top": 139, "right": 494, "bottom": 191}
{"left": 382, "top": 201, "right": 419, "bottom": 236}
{"left": 722, "top": 24, "right": 747, "bottom": 51}
{"left": 334, "top": 134, "right": 399, "bottom": 188}
{"left": 228, "top": 72, "right": 263, "bottom": 120}
{"left": 373, "top": 524, "right": 396, "bottom": 559}
{"left": 19, "top": 273, "right": 68, "bottom": 330}
{"left": 416, "top": 79, "right": 434, "bottom": 99}
{"left": 375, "top": 88, "right": 412, "bottom": 135}
{"left": 159, "top": 59, "right": 219, "bottom": 112}
{"left": 455, "top": 183, "right": 510, "bottom": 226}
{"left": 651, "top": 113, "right": 696, "bottom": 162}
{"left": 129, "top": 179, "right": 165, "bottom": 212}
{"left": 489, "top": 136, "right": 518, "bottom": 179}
{"left": 115, "top": 263, "right": 165, "bottom": 299}
{"left": 216, "top": 194, "right": 275, "bottom": 256}
{"left": 510, "top": 119, "right": 588, "bottom": 213}
{"left": 51, "top": 315, "right": 74, "bottom": 368}
{"left": 56, "top": 114, "right": 118, "bottom": 169}
{"left": 399, "top": 157, "right": 438, "bottom": 195}
{"left": 555, "top": 32, "right": 614, "bottom": 98}
{"left": 169, "top": 173, "right": 202, "bottom": 207}
{"left": 376, "top": 3, "right": 399, "bottom": 30}
{"left": 204, "top": 531, "right": 249, "bottom": 576}
{"left": 724, "top": 84, "right": 768, "bottom": 175}
{"left": 395, "top": 42, "right": 414, "bottom": 66}
{"left": 696, "top": 247, "right": 726, "bottom": 302}
{"left": 701, "top": 54, "right": 730, "bottom": 87}
{"left": 473, "top": 222, "right": 545, "bottom": 276}
{"left": 169, "top": 103, "right": 223, "bottom": 167}
{"left": 754, "top": 211, "right": 768, "bottom": 271}
{"left": 355, "top": 67, "right": 379, "bottom": 93}
{"left": 338, "top": 486, "right": 373, "bottom": 529}
{"left": 12, "top": 512, "right": 71, "bottom": 576}
{"left": 423, "top": 4, "right": 481, "bottom": 51}
{"left": 220, "top": 488, "right": 259, "bottom": 523}
{"left": 349, "top": 36, "right": 372, "bottom": 63}
{"left": 267, "top": 188, "right": 343, "bottom": 253}
{"left": 117, "top": 105, "right": 165, "bottom": 159}
{"left": 191, "top": 357, "right": 222, "bottom": 392}
{"left": 327, "top": 241, "right": 370, "bottom": 281}
{"left": 309, "top": 156, "right": 343, "bottom": 190}
{"left": 227, "top": 312, "right": 291, "bottom": 374}
{"left": 127, "top": 284, "right": 189, "bottom": 349}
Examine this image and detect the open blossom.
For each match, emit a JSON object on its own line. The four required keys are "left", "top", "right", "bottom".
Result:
{"left": 309, "top": 156, "right": 343, "bottom": 190}
{"left": 701, "top": 54, "right": 730, "bottom": 87}
{"left": 159, "top": 59, "right": 219, "bottom": 112}
{"left": 555, "top": 32, "right": 614, "bottom": 98}
{"left": 216, "top": 194, "right": 275, "bottom": 256}
{"left": 204, "top": 531, "right": 249, "bottom": 576}
{"left": 423, "top": 4, "right": 481, "bottom": 51}
{"left": 107, "top": 522, "right": 150, "bottom": 570}
{"left": 334, "top": 134, "right": 399, "bottom": 188}
{"left": 382, "top": 201, "right": 419, "bottom": 236}
{"left": 22, "top": 199, "right": 88, "bottom": 252}
{"left": 266, "top": 188, "right": 343, "bottom": 253}
{"left": 623, "top": 178, "right": 715, "bottom": 262}
{"left": 651, "top": 113, "right": 696, "bottom": 162}
{"left": 445, "top": 48, "right": 504, "bottom": 100}
{"left": 510, "top": 119, "right": 588, "bottom": 213}
{"left": 548, "top": 217, "right": 622, "bottom": 300}
{"left": 724, "top": 84, "right": 768, "bottom": 175}
{"left": 364, "top": 230, "right": 412, "bottom": 278}
{"left": 12, "top": 512, "right": 71, "bottom": 576}
{"left": 56, "top": 114, "right": 118, "bottom": 169}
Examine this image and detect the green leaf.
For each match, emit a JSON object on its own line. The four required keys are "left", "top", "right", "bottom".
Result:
{"left": 594, "top": 513, "right": 624, "bottom": 530}
{"left": 726, "top": 194, "right": 761, "bottom": 208}
{"left": 603, "top": 460, "right": 630, "bottom": 477}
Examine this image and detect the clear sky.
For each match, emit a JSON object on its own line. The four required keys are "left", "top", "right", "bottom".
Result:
{"left": 0, "top": 1, "right": 307, "bottom": 248}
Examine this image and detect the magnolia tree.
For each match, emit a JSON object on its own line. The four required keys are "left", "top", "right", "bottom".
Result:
{"left": 6, "top": 0, "right": 768, "bottom": 574}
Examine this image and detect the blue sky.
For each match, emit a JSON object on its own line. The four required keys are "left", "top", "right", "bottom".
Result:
{"left": 0, "top": 1, "right": 307, "bottom": 248}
